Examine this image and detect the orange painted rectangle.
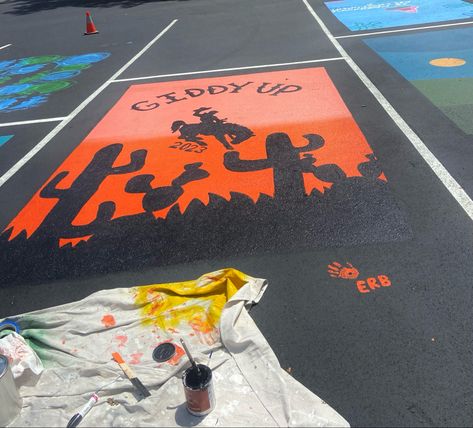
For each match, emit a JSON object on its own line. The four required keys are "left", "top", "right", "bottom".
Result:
{"left": 0, "top": 67, "right": 410, "bottom": 284}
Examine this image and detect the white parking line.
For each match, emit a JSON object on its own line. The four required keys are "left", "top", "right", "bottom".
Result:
{"left": 0, "top": 117, "right": 67, "bottom": 128}
{"left": 111, "top": 57, "right": 345, "bottom": 83}
{"left": 0, "top": 43, "right": 11, "bottom": 51}
{"left": 335, "top": 20, "right": 473, "bottom": 39}
{"left": 302, "top": 0, "right": 473, "bottom": 222}
{"left": 0, "top": 19, "right": 177, "bottom": 189}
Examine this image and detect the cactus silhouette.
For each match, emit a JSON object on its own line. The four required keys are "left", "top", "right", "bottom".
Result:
{"left": 358, "top": 153, "right": 382, "bottom": 179}
{"left": 39, "top": 143, "right": 146, "bottom": 236}
{"left": 302, "top": 153, "right": 347, "bottom": 183}
{"left": 60, "top": 201, "right": 117, "bottom": 238}
{"left": 224, "top": 132, "right": 324, "bottom": 201}
{"left": 125, "top": 162, "right": 209, "bottom": 212}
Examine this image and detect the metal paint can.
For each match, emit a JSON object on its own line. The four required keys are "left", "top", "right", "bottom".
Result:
{"left": 182, "top": 364, "right": 215, "bottom": 416}
{"left": 0, "top": 354, "right": 22, "bottom": 426}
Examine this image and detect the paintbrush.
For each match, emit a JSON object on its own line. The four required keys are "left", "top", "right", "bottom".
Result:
{"left": 112, "top": 352, "right": 151, "bottom": 398}
{"left": 180, "top": 338, "right": 200, "bottom": 375}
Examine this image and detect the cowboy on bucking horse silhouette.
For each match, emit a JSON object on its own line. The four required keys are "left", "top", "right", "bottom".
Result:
{"left": 171, "top": 107, "right": 254, "bottom": 150}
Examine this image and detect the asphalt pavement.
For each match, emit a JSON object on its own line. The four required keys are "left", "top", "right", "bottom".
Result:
{"left": 0, "top": 0, "right": 472, "bottom": 426}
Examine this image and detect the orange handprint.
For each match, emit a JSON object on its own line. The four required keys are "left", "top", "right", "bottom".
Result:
{"left": 327, "top": 262, "right": 359, "bottom": 280}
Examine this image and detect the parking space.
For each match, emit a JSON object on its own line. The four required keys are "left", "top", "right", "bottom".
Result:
{"left": 323, "top": 0, "right": 473, "bottom": 33}
{"left": 118, "top": 1, "right": 341, "bottom": 80}
{"left": 0, "top": 122, "right": 57, "bottom": 177}
{"left": 337, "top": 26, "right": 473, "bottom": 199}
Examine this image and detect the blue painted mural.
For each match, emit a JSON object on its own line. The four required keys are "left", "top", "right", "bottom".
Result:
{"left": 0, "top": 135, "right": 13, "bottom": 147}
{"left": 365, "top": 27, "right": 473, "bottom": 134}
{"left": 0, "top": 53, "right": 110, "bottom": 113}
{"left": 325, "top": 0, "right": 473, "bottom": 31}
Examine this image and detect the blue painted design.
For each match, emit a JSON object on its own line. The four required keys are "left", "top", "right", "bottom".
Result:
{"left": 0, "top": 60, "right": 16, "bottom": 72}
{"left": 40, "top": 70, "right": 81, "bottom": 81}
{"left": 0, "top": 135, "right": 13, "bottom": 147}
{"left": 0, "top": 52, "right": 110, "bottom": 113}
{"left": 325, "top": 0, "right": 473, "bottom": 31}
{"left": 364, "top": 27, "right": 473, "bottom": 80}
{"left": 10, "top": 64, "right": 46, "bottom": 75}
{"left": 364, "top": 26, "right": 473, "bottom": 134}
{"left": 6, "top": 95, "right": 48, "bottom": 111}
{"left": 0, "top": 83, "right": 32, "bottom": 96}
{"left": 0, "top": 98, "right": 18, "bottom": 110}
{"left": 56, "top": 52, "right": 110, "bottom": 66}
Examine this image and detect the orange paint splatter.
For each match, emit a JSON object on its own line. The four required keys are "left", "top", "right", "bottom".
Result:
{"left": 154, "top": 340, "right": 185, "bottom": 365}
{"left": 101, "top": 314, "right": 116, "bottom": 328}
{"left": 189, "top": 316, "right": 214, "bottom": 334}
{"left": 130, "top": 352, "right": 143, "bottom": 365}
{"left": 116, "top": 335, "right": 128, "bottom": 347}
{"left": 203, "top": 275, "right": 221, "bottom": 282}
{"left": 168, "top": 344, "right": 185, "bottom": 365}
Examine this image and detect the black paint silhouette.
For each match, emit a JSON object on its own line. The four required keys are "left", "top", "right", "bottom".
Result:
{"left": 0, "top": 129, "right": 411, "bottom": 286}
{"left": 33, "top": 146, "right": 210, "bottom": 240}
{"left": 171, "top": 107, "right": 254, "bottom": 150}
{"left": 126, "top": 162, "right": 209, "bottom": 212}
{"left": 224, "top": 132, "right": 324, "bottom": 201}
{"left": 357, "top": 153, "right": 382, "bottom": 179}
{"left": 39, "top": 143, "right": 146, "bottom": 236}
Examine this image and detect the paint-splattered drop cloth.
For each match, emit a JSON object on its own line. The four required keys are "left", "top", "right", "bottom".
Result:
{"left": 7, "top": 269, "right": 349, "bottom": 427}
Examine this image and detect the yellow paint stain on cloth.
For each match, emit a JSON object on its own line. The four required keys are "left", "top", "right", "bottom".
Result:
{"left": 132, "top": 268, "right": 248, "bottom": 334}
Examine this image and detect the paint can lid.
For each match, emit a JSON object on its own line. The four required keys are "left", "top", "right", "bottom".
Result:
{"left": 0, "top": 355, "right": 8, "bottom": 377}
{"left": 153, "top": 342, "right": 176, "bottom": 363}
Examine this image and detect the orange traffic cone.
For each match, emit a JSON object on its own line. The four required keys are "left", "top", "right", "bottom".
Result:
{"left": 84, "top": 11, "right": 99, "bottom": 35}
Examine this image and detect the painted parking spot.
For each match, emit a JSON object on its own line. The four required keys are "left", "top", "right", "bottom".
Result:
{"left": 0, "top": 53, "right": 110, "bottom": 114}
{"left": 0, "top": 67, "right": 410, "bottom": 284}
{"left": 365, "top": 26, "right": 473, "bottom": 134}
{"left": 325, "top": 0, "right": 473, "bottom": 31}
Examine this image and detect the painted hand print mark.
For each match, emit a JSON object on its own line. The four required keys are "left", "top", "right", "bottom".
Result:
{"left": 0, "top": 67, "right": 410, "bottom": 285}
{"left": 171, "top": 107, "right": 254, "bottom": 150}
{"left": 328, "top": 261, "right": 392, "bottom": 294}
{"left": 0, "top": 53, "right": 109, "bottom": 113}
{"left": 327, "top": 262, "right": 360, "bottom": 279}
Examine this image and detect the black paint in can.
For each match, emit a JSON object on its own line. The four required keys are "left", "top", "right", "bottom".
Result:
{"left": 182, "top": 364, "right": 215, "bottom": 416}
